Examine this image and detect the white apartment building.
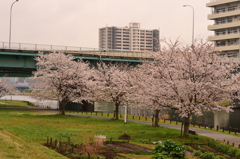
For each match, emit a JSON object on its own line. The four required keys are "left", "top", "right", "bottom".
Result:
{"left": 207, "top": 0, "right": 240, "bottom": 58}
{"left": 99, "top": 22, "right": 159, "bottom": 52}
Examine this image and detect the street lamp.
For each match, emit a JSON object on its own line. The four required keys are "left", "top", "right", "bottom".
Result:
{"left": 183, "top": 5, "right": 194, "bottom": 48}
{"left": 9, "top": 0, "right": 19, "bottom": 49}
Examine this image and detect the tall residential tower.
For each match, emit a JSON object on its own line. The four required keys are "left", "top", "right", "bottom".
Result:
{"left": 207, "top": 0, "right": 240, "bottom": 58}
{"left": 99, "top": 22, "right": 159, "bottom": 52}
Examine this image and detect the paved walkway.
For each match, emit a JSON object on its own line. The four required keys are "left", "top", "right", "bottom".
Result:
{"left": 1, "top": 107, "right": 240, "bottom": 147}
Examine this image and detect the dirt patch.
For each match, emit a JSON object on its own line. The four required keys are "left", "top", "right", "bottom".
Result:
{"left": 101, "top": 142, "right": 152, "bottom": 158}
{"left": 44, "top": 141, "right": 152, "bottom": 159}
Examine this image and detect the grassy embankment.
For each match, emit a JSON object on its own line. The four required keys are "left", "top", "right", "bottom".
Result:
{"left": 0, "top": 100, "right": 33, "bottom": 107}
{"left": 0, "top": 100, "right": 239, "bottom": 159}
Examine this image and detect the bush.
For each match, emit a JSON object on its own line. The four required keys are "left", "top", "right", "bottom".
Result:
{"left": 152, "top": 139, "right": 185, "bottom": 159}
{"left": 207, "top": 138, "right": 240, "bottom": 157}
{"left": 152, "top": 153, "right": 167, "bottom": 159}
{"left": 202, "top": 152, "right": 215, "bottom": 159}
{"left": 215, "top": 156, "right": 225, "bottom": 159}
{"left": 194, "top": 150, "right": 202, "bottom": 156}
{"left": 131, "top": 150, "right": 152, "bottom": 155}
{"left": 139, "top": 139, "right": 151, "bottom": 144}
{"left": 228, "top": 148, "right": 238, "bottom": 157}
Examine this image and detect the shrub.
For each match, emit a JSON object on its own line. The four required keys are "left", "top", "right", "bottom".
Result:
{"left": 228, "top": 148, "right": 238, "bottom": 157}
{"left": 152, "top": 153, "right": 167, "bottom": 159}
{"left": 140, "top": 139, "right": 151, "bottom": 144}
{"left": 207, "top": 138, "right": 240, "bottom": 157}
{"left": 202, "top": 152, "right": 215, "bottom": 159}
{"left": 131, "top": 150, "right": 152, "bottom": 155}
{"left": 152, "top": 139, "right": 185, "bottom": 159}
{"left": 194, "top": 150, "right": 202, "bottom": 156}
{"left": 215, "top": 156, "right": 225, "bottom": 159}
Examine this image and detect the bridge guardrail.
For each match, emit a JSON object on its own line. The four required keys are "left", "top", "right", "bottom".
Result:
{"left": 0, "top": 42, "right": 152, "bottom": 59}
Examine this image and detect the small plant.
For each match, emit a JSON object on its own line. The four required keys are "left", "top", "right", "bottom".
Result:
{"left": 194, "top": 150, "right": 202, "bottom": 156}
{"left": 139, "top": 139, "right": 151, "bottom": 144}
{"left": 152, "top": 153, "right": 167, "bottom": 159}
{"left": 202, "top": 152, "right": 215, "bottom": 159}
{"left": 114, "top": 148, "right": 123, "bottom": 153}
{"left": 207, "top": 138, "right": 240, "bottom": 157}
{"left": 131, "top": 150, "right": 152, "bottom": 155}
{"left": 215, "top": 156, "right": 225, "bottom": 159}
{"left": 152, "top": 139, "right": 185, "bottom": 159}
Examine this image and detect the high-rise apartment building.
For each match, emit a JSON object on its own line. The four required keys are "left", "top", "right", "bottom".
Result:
{"left": 207, "top": 0, "right": 240, "bottom": 58}
{"left": 99, "top": 22, "right": 159, "bottom": 52}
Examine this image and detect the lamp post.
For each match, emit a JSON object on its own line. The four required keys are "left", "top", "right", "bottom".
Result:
{"left": 183, "top": 5, "right": 194, "bottom": 48}
{"left": 9, "top": 0, "right": 19, "bottom": 49}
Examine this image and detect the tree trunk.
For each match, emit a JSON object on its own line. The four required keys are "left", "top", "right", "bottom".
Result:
{"left": 59, "top": 99, "right": 68, "bottom": 115}
{"left": 183, "top": 115, "right": 191, "bottom": 136}
{"left": 153, "top": 109, "right": 160, "bottom": 127}
{"left": 115, "top": 103, "right": 120, "bottom": 120}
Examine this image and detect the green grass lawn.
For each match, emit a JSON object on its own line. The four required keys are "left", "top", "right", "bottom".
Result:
{"left": 0, "top": 100, "right": 34, "bottom": 108}
{"left": 1, "top": 101, "right": 240, "bottom": 158}
{"left": 67, "top": 111, "right": 240, "bottom": 138}
{"left": 0, "top": 109, "right": 201, "bottom": 158}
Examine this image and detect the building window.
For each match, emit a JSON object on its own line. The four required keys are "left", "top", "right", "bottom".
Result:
{"left": 216, "top": 40, "right": 226, "bottom": 47}
{"left": 228, "top": 6, "right": 237, "bottom": 12}
{"left": 216, "top": 18, "right": 225, "bottom": 24}
{"left": 227, "top": 39, "right": 238, "bottom": 46}
{"left": 216, "top": 8, "right": 225, "bottom": 13}
{"left": 228, "top": 28, "right": 237, "bottom": 34}
{"left": 216, "top": 30, "right": 225, "bottom": 35}
{"left": 227, "top": 17, "right": 233, "bottom": 23}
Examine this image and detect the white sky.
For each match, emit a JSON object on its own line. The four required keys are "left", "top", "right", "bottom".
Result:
{"left": 0, "top": 0, "right": 213, "bottom": 49}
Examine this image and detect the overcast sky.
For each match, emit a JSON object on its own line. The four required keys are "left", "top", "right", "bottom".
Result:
{"left": 0, "top": 0, "right": 213, "bottom": 49}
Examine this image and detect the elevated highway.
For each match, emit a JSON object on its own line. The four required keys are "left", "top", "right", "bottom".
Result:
{"left": 0, "top": 42, "right": 152, "bottom": 77}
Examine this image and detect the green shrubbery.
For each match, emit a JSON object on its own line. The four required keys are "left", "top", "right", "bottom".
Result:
{"left": 207, "top": 139, "right": 240, "bottom": 157}
{"left": 194, "top": 150, "right": 202, "bottom": 156}
{"left": 202, "top": 152, "right": 215, "bottom": 159}
{"left": 152, "top": 139, "right": 186, "bottom": 159}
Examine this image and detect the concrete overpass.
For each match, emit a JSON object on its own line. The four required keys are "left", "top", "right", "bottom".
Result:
{"left": 0, "top": 42, "right": 152, "bottom": 77}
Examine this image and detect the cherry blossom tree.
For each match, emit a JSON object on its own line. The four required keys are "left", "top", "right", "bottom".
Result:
{"left": 0, "top": 78, "right": 18, "bottom": 97}
{"left": 142, "top": 40, "right": 240, "bottom": 135}
{"left": 32, "top": 52, "right": 91, "bottom": 115}
{"left": 128, "top": 65, "right": 172, "bottom": 127}
{"left": 92, "top": 62, "right": 133, "bottom": 120}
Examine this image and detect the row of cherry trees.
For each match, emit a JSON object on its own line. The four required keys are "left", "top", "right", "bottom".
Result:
{"left": 32, "top": 40, "right": 240, "bottom": 136}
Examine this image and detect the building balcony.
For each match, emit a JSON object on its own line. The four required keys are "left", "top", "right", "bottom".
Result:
{"left": 206, "top": 0, "right": 240, "bottom": 7}
{"left": 208, "top": 33, "right": 239, "bottom": 41}
{"left": 208, "top": 21, "right": 240, "bottom": 30}
{"left": 208, "top": 10, "right": 240, "bottom": 20}
{"left": 214, "top": 44, "right": 239, "bottom": 51}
